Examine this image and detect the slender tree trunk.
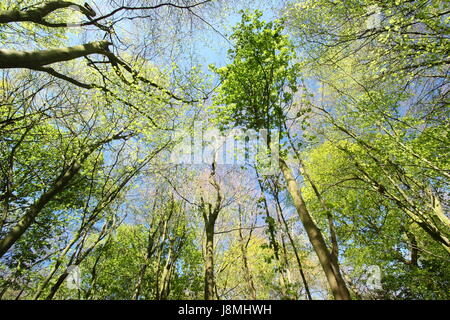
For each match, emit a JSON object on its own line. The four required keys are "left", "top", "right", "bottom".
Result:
{"left": 204, "top": 218, "right": 216, "bottom": 300}
{"left": 133, "top": 205, "right": 160, "bottom": 300}
{"left": 33, "top": 260, "right": 64, "bottom": 300}
{"left": 201, "top": 160, "right": 221, "bottom": 300}
{"left": 158, "top": 243, "right": 174, "bottom": 300}
{"left": 85, "top": 250, "right": 103, "bottom": 299}
{"left": 45, "top": 218, "right": 115, "bottom": 300}
{"left": 279, "top": 158, "right": 351, "bottom": 300}
{"left": 254, "top": 168, "right": 289, "bottom": 295}
{"left": 46, "top": 271, "right": 70, "bottom": 300}
{"left": 237, "top": 206, "right": 257, "bottom": 300}
{"left": 272, "top": 189, "right": 312, "bottom": 300}
{"left": 286, "top": 128, "right": 342, "bottom": 270}
{"left": 427, "top": 187, "right": 450, "bottom": 230}
{"left": 297, "top": 160, "right": 343, "bottom": 282}
{"left": 133, "top": 263, "right": 149, "bottom": 300}
{"left": 154, "top": 212, "right": 170, "bottom": 300}
{"left": 33, "top": 232, "right": 82, "bottom": 299}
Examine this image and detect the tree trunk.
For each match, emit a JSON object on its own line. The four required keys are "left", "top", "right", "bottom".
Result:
{"left": 204, "top": 219, "right": 216, "bottom": 300}
{"left": 237, "top": 206, "right": 257, "bottom": 300}
{"left": 158, "top": 243, "right": 174, "bottom": 300}
{"left": 254, "top": 168, "right": 289, "bottom": 295}
{"left": 272, "top": 190, "right": 312, "bottom": 300}
{"left": 279, "top": 158, "right": 351, "bottom": 300}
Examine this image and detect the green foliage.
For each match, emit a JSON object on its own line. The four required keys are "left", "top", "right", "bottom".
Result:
{"left": 302, "top": 141, "right": 450, "bottom": 299}
{"left": 211, "top": 10, "right": 300, "bottom": 132}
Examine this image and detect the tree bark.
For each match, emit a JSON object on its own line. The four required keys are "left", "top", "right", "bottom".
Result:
{"left": 279, "top": 158, "right": 351, "bottom": 300}
{"left": 201, "top": 161, "right": 221, "bottom": 300}
{"left": 0, "top": 1, "right": 95, "bottom": 25}
{"left": 0, "top": 41, "right": 111, "bottom": 69}
{"left": 237, "top": 205, "right": 257, "bottom": 300}
{"left": 158, "top": 242, "right": 174, "bottom": 300}
{"left": 132, "top": 200, "right": 161, "bottom": 300}
{"left": 254, "top": 168, "right": 289, "bottom": 295}
{"left": 272, "top": 187, "right": 312, "bottom": 300}
{"left": 204, "top": 217, "right": 216, "bottom": 300}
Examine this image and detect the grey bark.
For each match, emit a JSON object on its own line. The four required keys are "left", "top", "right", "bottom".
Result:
{"left": 0, "top": 41, "right": 111, "bottom": 69}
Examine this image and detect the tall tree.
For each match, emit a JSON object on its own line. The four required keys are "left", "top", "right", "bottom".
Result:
{"left": 211, "top": 11, "right": 351, "bottom": 299}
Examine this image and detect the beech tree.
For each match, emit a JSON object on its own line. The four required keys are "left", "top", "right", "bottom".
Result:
{"left": 211, "top": 11, "right": 351, "bottom": 300}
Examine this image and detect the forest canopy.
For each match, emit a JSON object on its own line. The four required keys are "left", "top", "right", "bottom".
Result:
{"left": 0, "top": 0, "right": 448, "bottom": 300}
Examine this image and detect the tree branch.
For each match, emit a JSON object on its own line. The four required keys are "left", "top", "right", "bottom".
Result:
{"left": 0, "top": 41, "right": 112, "bottom": 69}
{"left": 0, "top": 1, "right": 96, "bottom": 25}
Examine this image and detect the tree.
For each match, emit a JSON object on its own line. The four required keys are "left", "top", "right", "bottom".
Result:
{"left": 211, "top": 10, "right": 351, "bottom": 300}
{"left": 285, "top": 0, "right": 450, "bottom": 254}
